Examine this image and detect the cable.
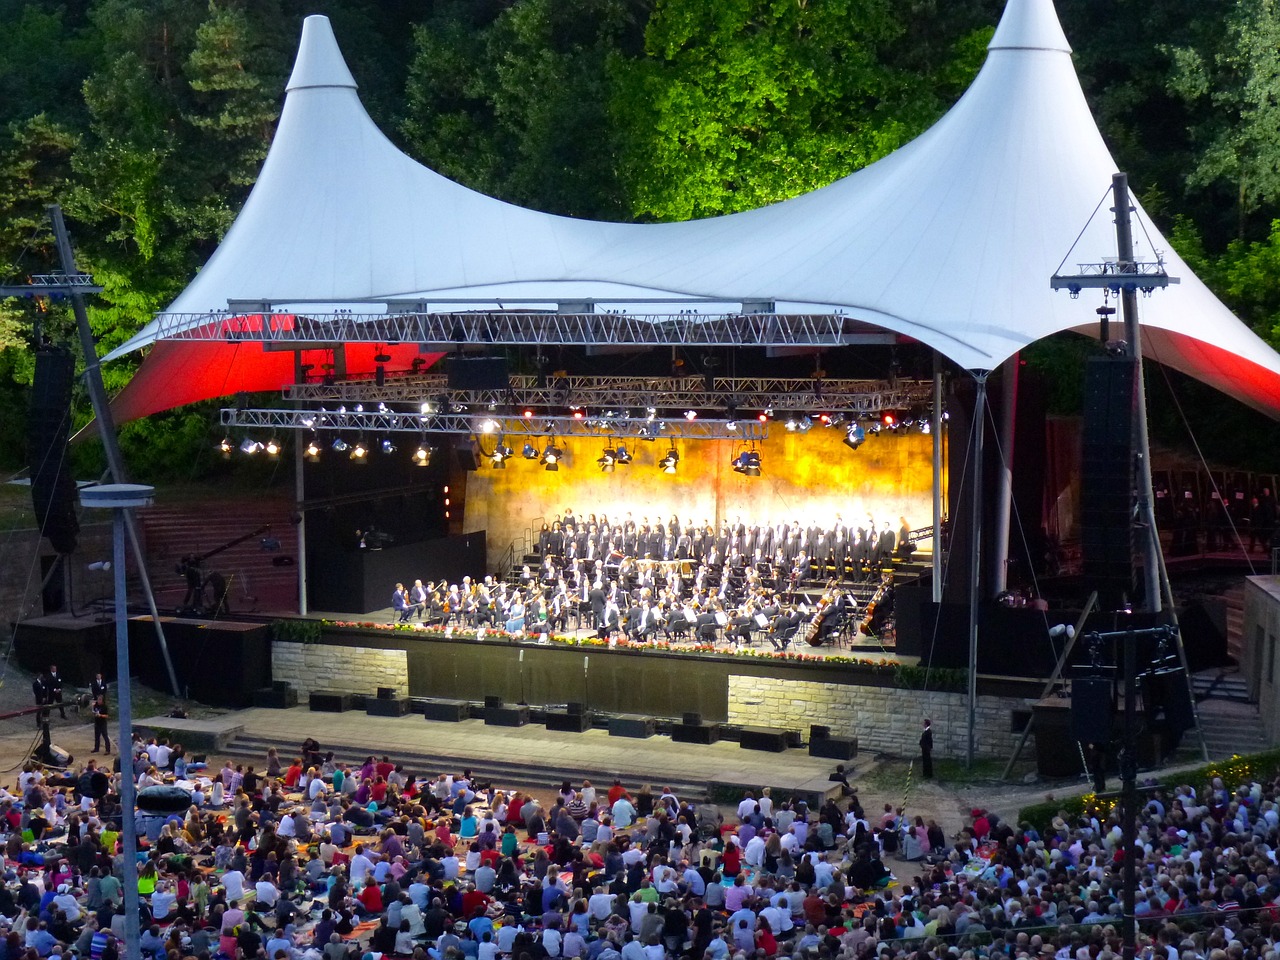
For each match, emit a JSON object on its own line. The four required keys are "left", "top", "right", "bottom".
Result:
{"left": 1145, "top": 339, "right": 1256, "bottom": 574}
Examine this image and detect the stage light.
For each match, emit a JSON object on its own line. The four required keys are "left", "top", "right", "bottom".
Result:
{"left": 615, "top": 445, "right": 632, "bottom": 465}
{"left": 420, "top": 401, "right": 434, "bottom": 415}
{"left": 726, "top": 420, "right": 738, "bottom": 432}
{"left": 645, "top": 407, "right": 657, "bottom": 420}
{"left": 351, "top": 440, "right": 368, "bottom": 462}
{"left": 659, "top": 447, "right": 680, "bottom": 474}
{"left": 763, "top": 406, "right": 774, "bottom": 418}
{"left": 413, "top": 443, "right": 433, "bottom": 466}
{"left": 381, "top": 438, "right": 397, "bottom": 454}
{"left": 305, "top": 440, "right": 321, "bottom": 462}
{"left": 570, "top": 406, "right": 585, "bottom": 420}
{"left": 921, "top": 420, "right": 931, "bottom": 435}
{"left": 684, "top": 410, "right": 697, "bottom": 420}
{"left": 218, "top": 437, "right": 233, "bottom": 459}
{"left": 785, "top": 418, "right": 798, "bottom": 432}
{"left": 479, "top": 418, "right": 499, "bottom": 434}
{"left": 732, "top": 449, "right": 762, "bottom": 477}
{"left": 598, "top": 448, "right": 616, "bottom": 473}
{"left": 332, "top": 437, "right": 349, "bottom": 453}
{"left": 265, "top": 438, "right": 281, "bottom": 456}
{"left": 490, "top": 444, "right": 512, "bottom": 468}
{"left": 843, "top": 425, "right": 866, "bottom": 451}
{"left": 757, "top": 412, "right": 768, "bottom": 423}
{"left": 541, "top": 443, "right": 563, "bottom": 471}
{"left": 883, "top": 413, "right": 897, "bottom": 428}
{"left": 240, "top": 438, "right": 263, "bottom": 455}
{"left": 522, "top": 443, "right": 539, "bottom": 460}
{"left": 523, "top": 408, "right": 534, "bottom": 419}
{"left": 799, "top": 416, "right": 813, "bottom": 433}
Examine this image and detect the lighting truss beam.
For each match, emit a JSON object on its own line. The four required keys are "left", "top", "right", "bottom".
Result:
{"left": 155, "top": 310, "right": 904, "bottom": 349}
{"left": 221, "top": 407, "right": 769, "bottom": 441}
{"left": 0, "top": 273, "right": 104, "bottom": 297}
{"left": 283, "top": 374, "right": 933, "bottom": 414}
{"left": 1050, "top": 260, "right": 1177, "bottom": 297}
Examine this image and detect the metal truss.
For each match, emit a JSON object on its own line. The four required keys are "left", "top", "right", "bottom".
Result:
{"left": 0, "top": 273, "right": 103, "bottom": 297}
{"left": 283, "top": 374, "right": 933, "bottom": 415}
{"left": 156, "top": 308, "right": 902, "bottom": 349}
{"left": 221, "top": 407, "right": 770, "bottom": 442}
{"left": 1051, "top": 259, "right": 1176, "bottom": 297}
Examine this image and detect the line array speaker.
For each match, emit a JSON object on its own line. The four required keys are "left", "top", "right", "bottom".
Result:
{"left": 27, "top": 346, "right": 79, "bottom": 555}
{"left": 1080, "top": 357, "right": 1134, "bottom": 605}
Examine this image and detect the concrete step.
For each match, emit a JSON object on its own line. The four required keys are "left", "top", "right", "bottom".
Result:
{"left": 223, "top": 731, "right": 712, "bottom": 800}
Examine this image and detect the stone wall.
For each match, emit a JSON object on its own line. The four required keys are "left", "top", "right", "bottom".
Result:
{"left": 272, "top": 642, "right": 408, "bottom": 698}
{"left": 0, "top": 523, "right": 113, "bottom": 627}
{"left": 727, "top": 675, "right": 1032, "bottom": 759}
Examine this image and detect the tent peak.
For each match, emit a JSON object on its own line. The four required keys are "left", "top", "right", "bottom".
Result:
{"left": 286, "top": 15, "right": 358, "bottom": 92}
{"left": 988, "top": 0, "right": 1071, "bottom": 54}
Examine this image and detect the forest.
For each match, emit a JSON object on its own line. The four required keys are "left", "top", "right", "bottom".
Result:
{"left": 2, "top": 0, "right": 1280, "bottom": 480}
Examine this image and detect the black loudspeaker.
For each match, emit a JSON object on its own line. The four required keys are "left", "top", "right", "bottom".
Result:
{"left": 1080, "top": 357, "right": 1135, "bottom": 606}
{"left": 565, "top": 701, "right": 585, "bottom": 716}
{"left": 27, "top": 347, "right": 79, "bottom": 555}
{"left": 455, "top": 439, "right": 479, "bottom": 472}
{"left": 683, "top": 712, "right": 703, "bottom": 726}
{"left": 447, "top": 357, "right": 510, "bottom": 391}
{"left": 377, "top": 686, "right": 396, "bottom": 700}
{"left": 810, "top": 724, "right": 831, "bottom": 741}
{"left": 1071, "top": 676, "right": 1115, "bottom": 743}
{"left": 1143, "top": 669, "right": 1195, "bottom": 751}
{"left": 485, "top": 695, "right": 504, "bottom": 709}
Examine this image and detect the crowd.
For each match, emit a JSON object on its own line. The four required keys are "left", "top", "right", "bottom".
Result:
{"left": 3, "top": 732, "right": 1280, "bottom": 960}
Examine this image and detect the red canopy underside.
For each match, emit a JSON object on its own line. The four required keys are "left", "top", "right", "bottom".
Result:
{"left": 106, "top": 326, "right": 1280, "bottom": 425}
{"left": 110, "top": 339, "right": 440, "bottom": 423}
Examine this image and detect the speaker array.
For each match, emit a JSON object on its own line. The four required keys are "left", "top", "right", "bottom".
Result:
{"left": 27, "top": 347, "right": 79, "bottom": 555}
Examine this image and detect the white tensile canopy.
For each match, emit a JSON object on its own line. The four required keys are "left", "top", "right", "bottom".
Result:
{"left": 105, "top": 0, "right": 1280, "bottom": 420}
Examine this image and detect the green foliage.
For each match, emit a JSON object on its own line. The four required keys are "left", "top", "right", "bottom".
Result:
{"left": 610, "top": 0, "right": 985, "bottom": 221}
{"left": 270, "top": 618, "right": 322, "bottom": 643}
{"left": 892, "top": 664, "right": 967, "bottom": 692}
{"left": 1018, "top": 746, "right": 1280, "bottom": 832}
{"left": 401, "top": 0, "right": 642, "bottom": 220}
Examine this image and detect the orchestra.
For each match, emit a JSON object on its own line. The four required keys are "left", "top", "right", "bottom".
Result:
{"left": 388, "top": 511, "right": 907, "bottom": 649}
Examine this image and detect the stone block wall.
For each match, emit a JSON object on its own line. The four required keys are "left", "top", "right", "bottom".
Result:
{"left": 272, "top": 643, "right": 408, "bottom": 698}
{"left": 727, "top": 675, "right": 1031, "bottom": 759}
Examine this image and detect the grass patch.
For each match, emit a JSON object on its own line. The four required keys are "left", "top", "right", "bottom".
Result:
{"left": 862, "top": 756, "right": 1037, "bottom": 790}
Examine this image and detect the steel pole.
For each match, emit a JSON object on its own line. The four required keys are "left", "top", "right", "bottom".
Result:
{"left": 991, "top": 356, "right": 1018, "bottom": 594}
{"left": 932, "top": 353, "right": 944, "bottom": 603}
{"left": 113, "top": 509, "right": 142, "bottom": 960}
{"left": 967, "top": 373, "right": 988, "bottom": 769}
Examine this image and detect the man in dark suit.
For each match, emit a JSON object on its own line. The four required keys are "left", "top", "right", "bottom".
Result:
{"left": 31, "top": 671, "right": 50, "bottom": 728}
{"left": 589, "top": 581, "right": 607, "bottom": 635}
{"left": 46, "top": 665, "right": 65, "bottom": 719}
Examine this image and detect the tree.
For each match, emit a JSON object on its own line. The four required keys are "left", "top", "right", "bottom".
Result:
{"left": 609, "top": 0, "right": 990, "bottom": 222}
{"left": 1164, "top": 0, "right": 1280, "bottom": 241}
{"left": 401, "top": 0, "right": 644, "bottom": 220}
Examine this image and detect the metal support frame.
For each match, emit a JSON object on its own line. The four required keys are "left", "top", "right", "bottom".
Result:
{"left": 992, "top": 355, "right": 1018, "bottom": 595}
{"left": 932, "top": 353, "right": 944, "bottom": 603}
{"left": 153, "top": 308, "right": 906, "bottom": 349}
{"left": 284, "top": 373, "right": 934, "bottom": 414}
{"left": 966, "top": 371, "right": 989, "bottom": 770}
{"left": 222, "top": 407, "right": 773, "bottom": 441}
{"left": 48, "top": 206, "right": 181, "bottom": 698}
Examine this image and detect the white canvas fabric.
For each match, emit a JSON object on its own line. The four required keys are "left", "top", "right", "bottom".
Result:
{"left": 105, "top": 0, "right": 1280, "bottom": 416}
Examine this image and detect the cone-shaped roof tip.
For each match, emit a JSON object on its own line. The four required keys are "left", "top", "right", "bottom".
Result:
{"left": 988, "top": 0, "right": 1071, "bottom": 53}
{"left": 286, "top": 15, "right": 358, "bottom": 92}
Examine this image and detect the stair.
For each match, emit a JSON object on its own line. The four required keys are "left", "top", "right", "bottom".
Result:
{"left": 138, "top": 500, "right": 300, "bottom": 614}
{"left": 222, "top": 731, "right": 712, "bottom": 800}
{"left": 1191, "top": 697, "right": 1268, "bottom": 759}
{"left": 1191, "top": 668, "right": 1253, "bottom": 704}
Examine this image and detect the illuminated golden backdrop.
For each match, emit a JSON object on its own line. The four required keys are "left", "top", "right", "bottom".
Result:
{"left": 465, "top": 427, "right": 942, "bottom": 567}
